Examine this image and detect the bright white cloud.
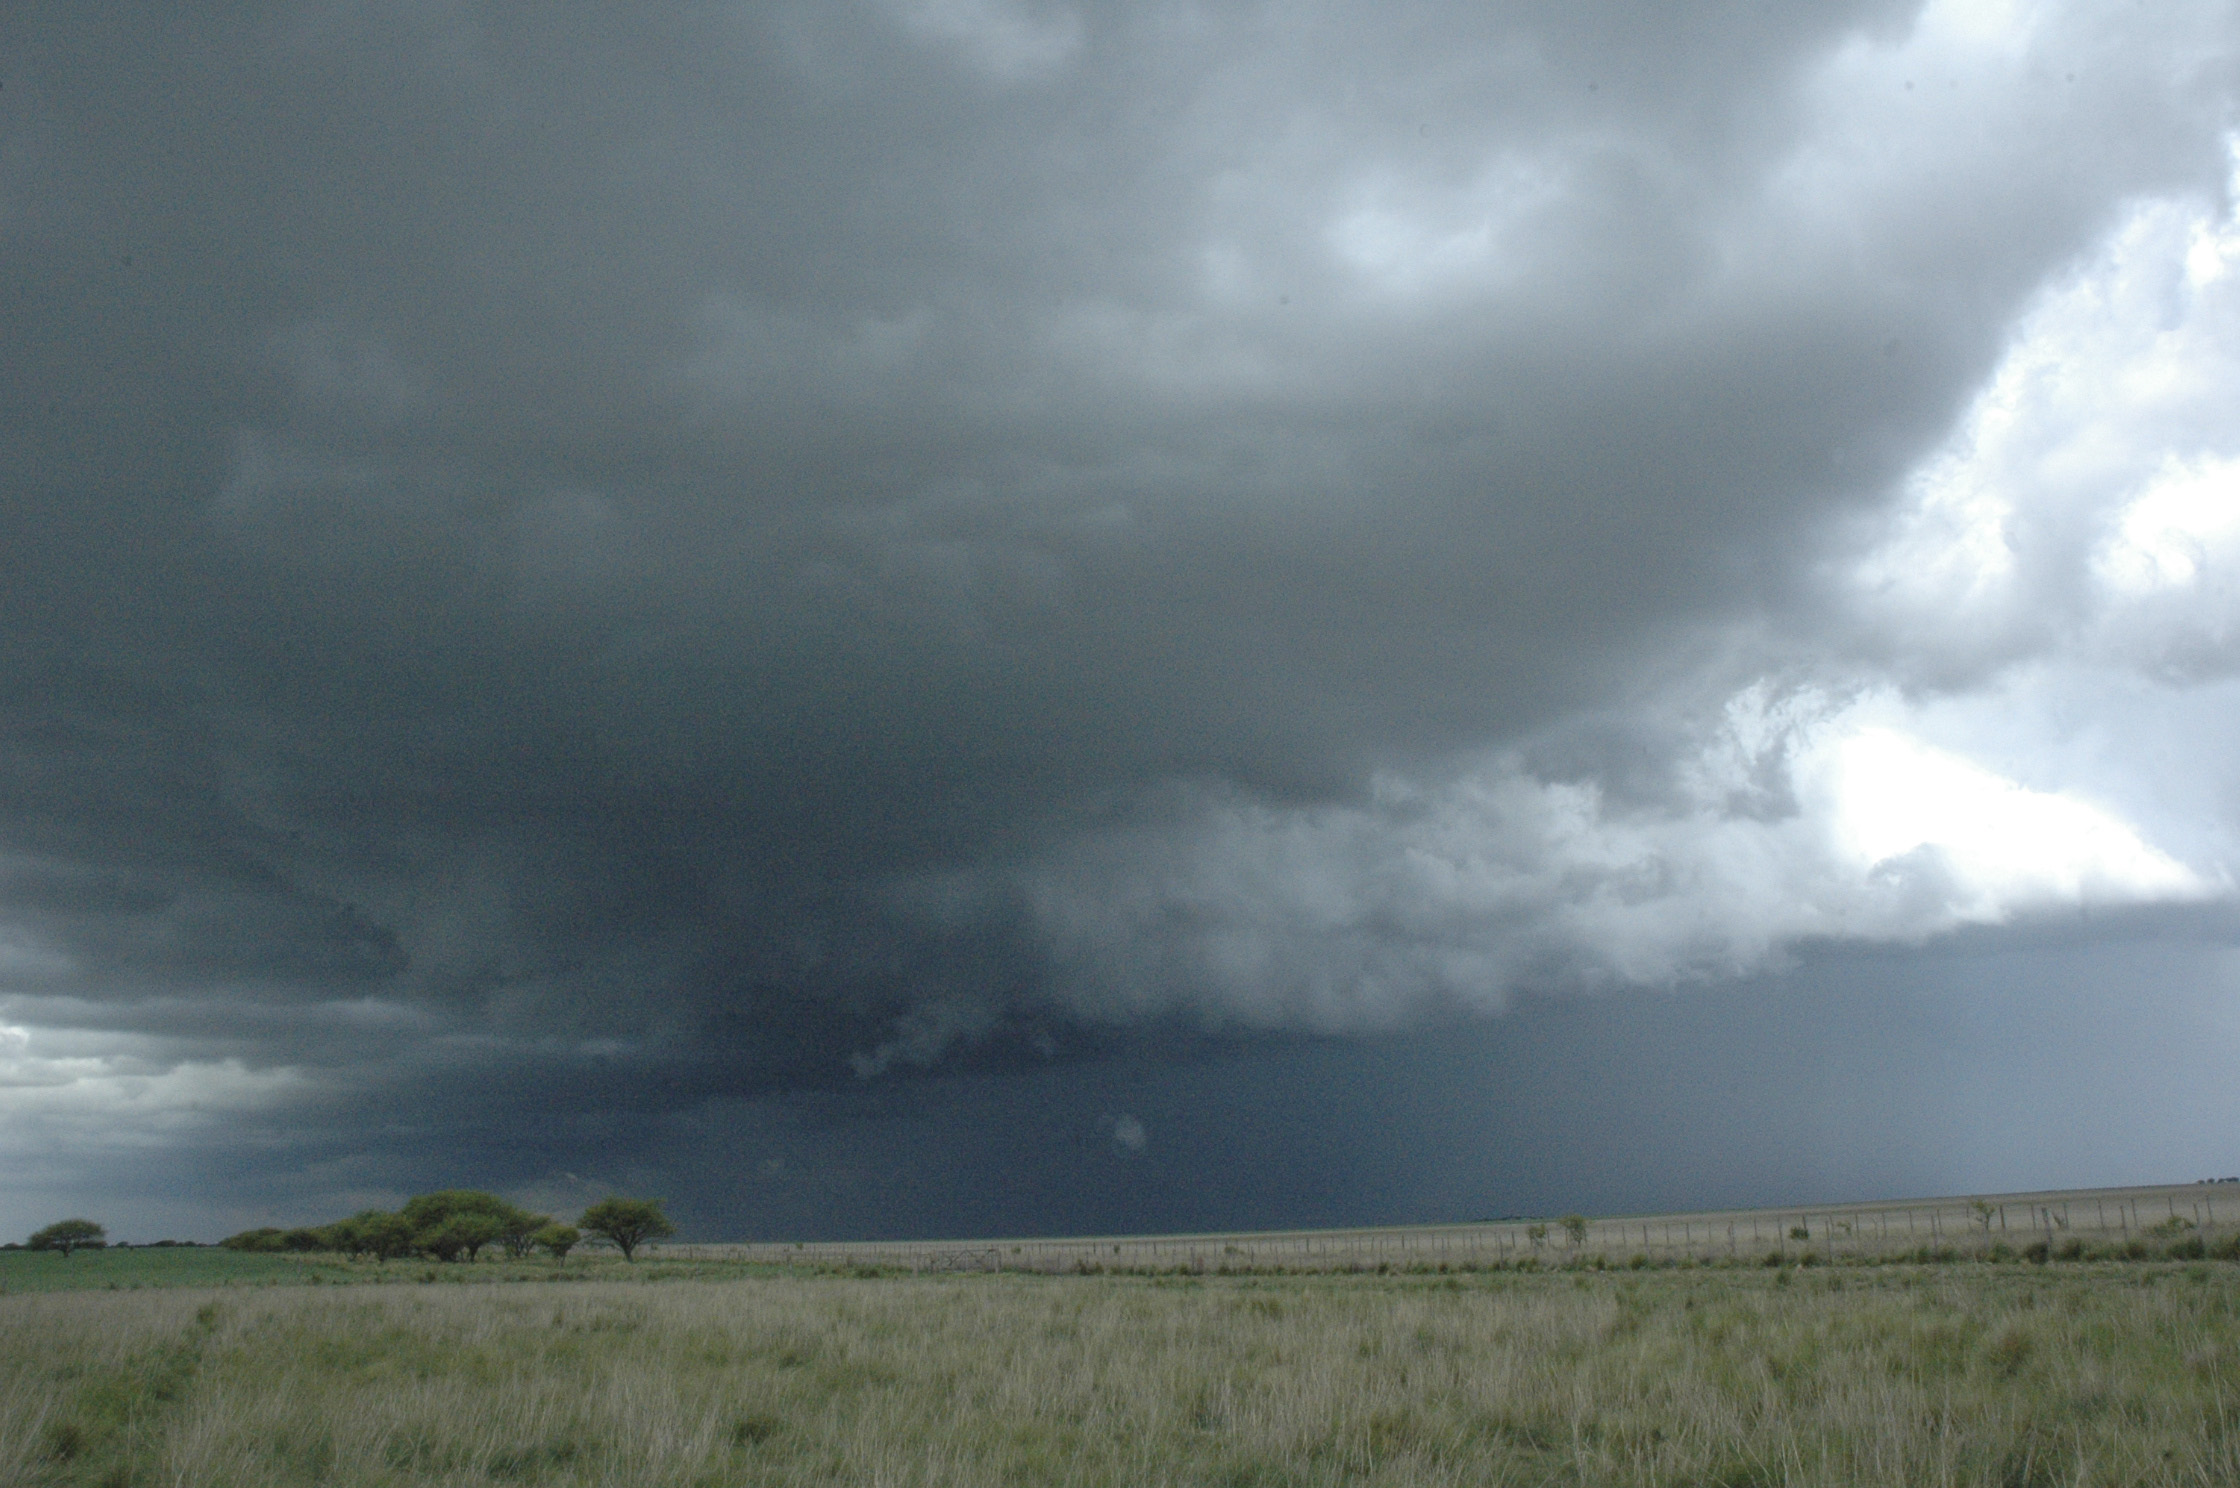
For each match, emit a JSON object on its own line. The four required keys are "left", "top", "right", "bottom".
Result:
{"left": 2096, "top": 454, "right": 2240, "bottom": 596}
{"left": 990, "top": 686, "right": 2213, "bottom": 1038}
{"left": 1849, "top": 135, "right": 2240, "bottom": 677}
{"left": 0, "top": 1022, "right": 307, "bottom": 1140}
{"left": 1806, "top": 723, "right": 2204, "bottom": 910}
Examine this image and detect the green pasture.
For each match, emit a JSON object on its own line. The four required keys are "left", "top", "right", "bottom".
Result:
{"left": 8, "top": 1263, "right": 2240, "bottom": 1486}
{"left": 0, "top": 1246, "right": 334, "bottom": 1293}
{"left": 0, "top": 1247, "right": 687, "bottom": 1294}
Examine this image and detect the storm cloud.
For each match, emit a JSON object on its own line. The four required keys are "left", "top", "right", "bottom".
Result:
{"left": 4, "top": 0, "right": 2240, "bottom": 1238}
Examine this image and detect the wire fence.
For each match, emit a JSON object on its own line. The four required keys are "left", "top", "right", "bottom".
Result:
{"left": 657, "top": 1182, "right": 2239, "bottom": 1274}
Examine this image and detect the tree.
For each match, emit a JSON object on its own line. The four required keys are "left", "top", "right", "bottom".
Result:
{"left": 533, "top": 1223, "right": 580, "bottom": 1261}
{"left": 578, "top": 1198, "right": 674, "bottom": 1261}
{"left": 423, "top": 1219, "right": 490, "bottom": 1263}
{"left": 497, "top": 1209, "right": 550, "bottom": 1260}
{"left": 401, "top": 1191, "right": 535, "bottom": 1262}
{"left": 29, "top": 1219, "right": 107, "bottom": 1256}
{"left": 318, "top": 1216, "right": 369, "bottom": 1258}
{"left": 345, "top": 1210, "right": 418, "bottom": 1262}
{"left": 1561, "top": 1214, "right": 1588, "bottom": 1247}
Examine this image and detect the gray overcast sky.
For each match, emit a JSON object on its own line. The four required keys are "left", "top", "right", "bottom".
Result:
{"left": 4, "top": 0, "right": 2240, "bottom": 1242}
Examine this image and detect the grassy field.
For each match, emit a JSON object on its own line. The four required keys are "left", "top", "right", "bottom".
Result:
{"left": 0, "top": 1246, "right": 351, "bottom": 1294}
{"left": 7, "top": 1264, "right": 2239, "bottom": 1487}
{"left": 685, "top": 1182, "right": 2240, "bottom": 1275}
{"left": 0, "top": 1246, "right": 753, "bottom": 1295}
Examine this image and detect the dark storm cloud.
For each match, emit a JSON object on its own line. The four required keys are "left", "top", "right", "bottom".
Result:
{"left": 3, "top": 0, "right": 2238, "bottom": 1230}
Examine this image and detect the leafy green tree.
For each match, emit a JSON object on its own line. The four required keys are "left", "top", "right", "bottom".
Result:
{"left": 220, "top": 1227, "right": 286, "bottom": 1253}
{"left": 419, "top": 1217, "right": 473, "bottom": 1263}
{"left": 355, "top": 1210, "right": 419, "bottom": 1262}
{"left": 318, "top": 1216, "right": 368, "bottom": 1258}
{"left": 1561, "top": 1214, "right": 1588, "bottom": 1247}
{"left": 402, "top": 1191, "right": 534, "bottom": 1262}
{"left": 28, "top": 1219, "right": 106, "bottom": 1256}
{"left": 533, "top": 1223, "right": 580, "bottom": 1261}
{"left": 497, "top": 1209, "right": 550, "bottom": 1260}
{"left": 578, "top": 1198, "right": 674, "bottom": 1261}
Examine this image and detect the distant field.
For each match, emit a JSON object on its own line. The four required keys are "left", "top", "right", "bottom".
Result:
{"left": 694, "top": 1181, "right": 2240, "bottom": 1274}
{"left": 10, "top": 1181, "right": 2236, "bottom": 1295}
{"left": 8, "top": 1264, "right": 2238, "bottom": 1487}
{"left": 0, "top": 1246, "right": 341, "bottom": 1294}
{"left": 0, "top": 1246, "right": 750, "bottom": 1294}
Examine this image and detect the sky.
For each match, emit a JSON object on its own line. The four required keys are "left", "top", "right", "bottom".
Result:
{"left": 4, "top": 0, "right": 2240, "bottom": 1243}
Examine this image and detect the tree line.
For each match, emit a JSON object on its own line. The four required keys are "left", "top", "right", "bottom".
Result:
{"left": 217, "top": 1191, "right": 675, "bottom": 1262}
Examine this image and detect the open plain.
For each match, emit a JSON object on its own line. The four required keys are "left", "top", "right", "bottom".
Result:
{"left": 7, "top": 1186, "right": 2240, "bottom": 1488}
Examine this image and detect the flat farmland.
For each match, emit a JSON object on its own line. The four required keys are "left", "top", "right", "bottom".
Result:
{"left": 690, "top": 1182, "right": 2240, "bottom": 1275}
{"left": 8, "top": 1184, "right": 2237, "bottom": 1485}
{"left": 8, "top": 1262, "right": 2240, "bottom": 1487}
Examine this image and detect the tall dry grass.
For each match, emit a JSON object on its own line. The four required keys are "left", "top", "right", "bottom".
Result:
{"left": 7, "top": 1265, "right": 2238, "bottom": 1486}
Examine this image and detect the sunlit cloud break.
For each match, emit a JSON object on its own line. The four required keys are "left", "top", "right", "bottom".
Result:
{"left": 996, "top": 686, "right": 2215, "bottom": 1045}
